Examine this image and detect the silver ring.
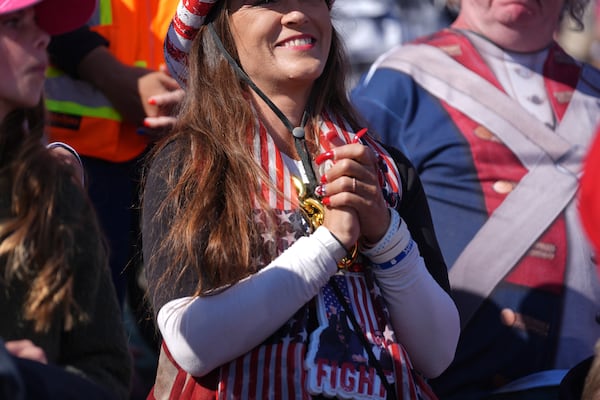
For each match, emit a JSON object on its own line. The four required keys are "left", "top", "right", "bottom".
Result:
{"left": 352, "top": 178, "right": 357, "bottom": 193}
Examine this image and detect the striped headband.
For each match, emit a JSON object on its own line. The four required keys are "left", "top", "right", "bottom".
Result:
{"left": 164, "top": 0, "right": 335, "bottom": 87}
{"left": 165, "top": 0, "right": 220, "bottom": 86}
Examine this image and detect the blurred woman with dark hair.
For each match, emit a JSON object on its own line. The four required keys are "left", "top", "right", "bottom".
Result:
{"left": 0, "top": 1, "right": 131, "bottom": 398}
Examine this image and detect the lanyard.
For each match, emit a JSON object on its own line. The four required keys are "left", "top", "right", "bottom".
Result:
{"left": 208, "top": 22, "right": 356, "bottom": 268}
{"left": 208, "top": 23, "right": 319, "bottom": 193}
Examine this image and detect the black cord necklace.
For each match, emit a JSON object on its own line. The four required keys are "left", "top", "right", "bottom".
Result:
{"left": 209, "top": 23, "right": 395, "bottom": 399}
{"left": 208, "top": 23, "right": 319, "bottom": 194}
{"left": 208, "top": 22, "right": 358, "bottom": 263}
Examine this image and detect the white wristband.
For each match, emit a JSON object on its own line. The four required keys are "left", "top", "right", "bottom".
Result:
{"left": 361, "top": 207, "right": 400, "bottom": 255}
{"left": 362, "top": 208, "right": 412, "bottom": 264}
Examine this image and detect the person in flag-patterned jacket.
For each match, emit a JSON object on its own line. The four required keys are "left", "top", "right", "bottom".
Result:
{"left": 141, "top": 0, "right": 460, "bottom": 399}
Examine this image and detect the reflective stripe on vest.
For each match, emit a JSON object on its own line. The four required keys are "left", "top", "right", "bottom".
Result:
{"left": 45, "top": 67, "right": 122, "bottom": 121}
{"left": 45, "top": 0, "right": 178, "bottom": 162}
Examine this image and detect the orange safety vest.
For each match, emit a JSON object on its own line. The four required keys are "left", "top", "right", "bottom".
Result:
{"left": 45, "top": 0, "right": 178, "bottom": 162}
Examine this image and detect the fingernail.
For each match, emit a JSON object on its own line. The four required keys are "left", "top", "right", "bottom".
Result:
{"left": 315, "top": 151, "right": 334, "bottom": 165}
{"left": 148, "top": 98, "right": 157, "bottom": 105}
{"left": 315, "top": 185, "right": 326, "bottom": 197}
{"left": 326, "top": 130, "right": 338, "bottom": 141}
{"left": 352, "top": 128, "right": 368, "bottom": 143}
{"left": 143, "top": 119, "right": 152, "bottom": 127}
{"left": 320, "top": 174, "right": 328, "bottom": 184}
{"left": 322, "top": 197, "right": 330, "bottom": 206}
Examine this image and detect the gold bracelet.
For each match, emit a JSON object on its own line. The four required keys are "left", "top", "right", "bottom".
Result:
{"left": 338, "top": 244, "right": 358, "bottom": 269}
{"left": 293, "top": 176, "right": 359, "bottom": 269}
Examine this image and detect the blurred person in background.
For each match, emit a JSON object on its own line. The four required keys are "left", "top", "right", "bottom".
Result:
{"left": 332, "top": 0, "right": 455, "bottom": 85}
{"left": 0, "top": 0, "right": 131, "bottom": 398}
{"left": 352, "top": 0, "right": 600, "bottom": 398}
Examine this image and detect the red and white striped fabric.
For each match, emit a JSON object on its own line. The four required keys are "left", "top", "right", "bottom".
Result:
{"left": 165, "top": 0, "right": 219, "bottom": 86}
{"left": 147, "top": 113, "right": 438, "bottom": 400}
{"left": 164, "top": 0, "right": 336, "bottom": 86}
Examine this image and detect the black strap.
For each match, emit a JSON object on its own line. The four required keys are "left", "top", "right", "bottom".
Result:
{"left": 208, "top": 23, "right": 318, "bottom": 192}
{"left": 292, "top": 114, "right": 318, "bottom": 194}
{"left": 329, "top": 278, "right": 397, "bottom": 400}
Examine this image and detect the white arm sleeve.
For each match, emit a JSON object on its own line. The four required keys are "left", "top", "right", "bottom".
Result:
{"left": 156, "top": 226, "right": 346, "bottom": 377}
{"left": 372, "top": 246, "right": 460, "bottom": 379}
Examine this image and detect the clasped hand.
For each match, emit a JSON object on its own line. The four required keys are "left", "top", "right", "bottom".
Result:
{"left": 316, "top": 142, "right": 390, "bottom": 250}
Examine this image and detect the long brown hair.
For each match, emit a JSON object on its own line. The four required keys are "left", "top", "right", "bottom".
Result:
{"left": 0, "top": 101, "right": 104, "bottom": 332}
{"left": 146, "top": 0, "right": 361, "bottom": 297}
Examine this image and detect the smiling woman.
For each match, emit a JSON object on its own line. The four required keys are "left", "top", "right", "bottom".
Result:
{"left": 228, "top": 0, "right": 332, "bottom": 90}
{"left": 142, "top": 0, "right": 460, "bottom": 399}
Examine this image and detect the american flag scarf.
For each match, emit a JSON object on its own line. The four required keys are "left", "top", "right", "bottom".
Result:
{"left": 149, "top": 113, "right": 437, "bottom": 400}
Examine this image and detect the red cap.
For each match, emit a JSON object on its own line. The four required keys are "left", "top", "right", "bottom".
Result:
{"left": 0, "top": 0, "right": 96, "bottom": 35}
